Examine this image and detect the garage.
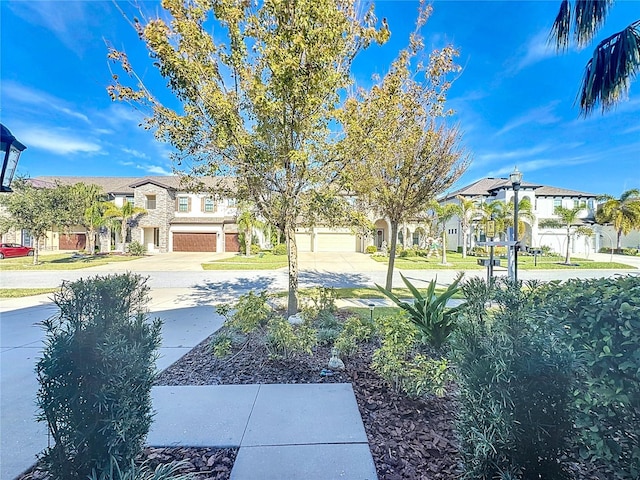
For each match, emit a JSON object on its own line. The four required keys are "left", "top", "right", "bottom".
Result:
{"left": 59, "top": 233, "right": 86, "bottom": 250}
{"left": 225, "top": 233, "right": 240, "bottom": 252}
{"left": 316, "top": 233, "right": 357, "bottom": 252}
{"left": 172, "top": 233, "right": 217, "bottom": 252}
{"left": 295, "top": 233, "right": 312, "bottom": 252}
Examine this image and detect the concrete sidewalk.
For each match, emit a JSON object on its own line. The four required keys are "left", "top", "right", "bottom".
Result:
{"left": 149, "top": 384, "right": 377, "bottom": 479}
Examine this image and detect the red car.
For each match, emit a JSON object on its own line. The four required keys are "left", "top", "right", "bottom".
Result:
{"left": 0, "top": 243, "right": 35, "bottom": 259}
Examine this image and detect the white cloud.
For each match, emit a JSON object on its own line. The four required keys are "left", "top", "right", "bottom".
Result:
{"left": 476, "top": 144, "right": 551, "bottom": 165}
{"left": 3, "top": 81, "right": 90, "bottom": 123}
{"left": 122, "top": 148, "right": 150, "bottom": 160}
{"left": 495, "top": 102, "right": 561, "bottom": 136}
{"left": 145, "top": 165, "right": 172, "bottom": 175}
{"left": 19, "top": 128, "right": 101, "bottom": 155}
{"left": 509, "top": 29, "right": 556, "bottom": 73}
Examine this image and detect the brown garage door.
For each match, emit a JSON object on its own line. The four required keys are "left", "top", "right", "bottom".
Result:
{"left": 59, "top": 233, "right": 86, "bottom": 250}
{"left": 173, "top": 233, "right": 217, "bottom": 252}
{"left": 225, "top": 233, "right": 240, "bottom": 252}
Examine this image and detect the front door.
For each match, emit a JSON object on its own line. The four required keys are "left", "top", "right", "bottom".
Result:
{"left": 376, "top": 229, "right": 384, "bottom": 248}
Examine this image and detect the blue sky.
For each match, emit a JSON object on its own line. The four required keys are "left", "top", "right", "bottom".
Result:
{"left": 1, "top": 0, "right": 638, "bottom": 196}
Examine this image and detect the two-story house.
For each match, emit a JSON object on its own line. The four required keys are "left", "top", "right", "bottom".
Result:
{"left": 440, "top": 177, "right": 600, "bottom": 256}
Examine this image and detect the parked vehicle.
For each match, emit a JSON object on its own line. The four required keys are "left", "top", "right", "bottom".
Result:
{"left": 0, "top": 243, "right": 35, "bottom": 259}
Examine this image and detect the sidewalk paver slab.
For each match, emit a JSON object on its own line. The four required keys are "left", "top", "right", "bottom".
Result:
{"left": 241, "top": 383, "right": 367, "bottom": 447}
{"left": 148, "top": 385, "right": 259, "bottom": 447}
{"left": 231, "top": 444, "right": 377, "bottom": 480}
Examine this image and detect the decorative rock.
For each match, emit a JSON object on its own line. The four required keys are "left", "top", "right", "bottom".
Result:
{"left": 288, "top": 313, "right": 304, "bottom": 325}
{"left": 328, "top": 347, "right": 345, "bottom": 370}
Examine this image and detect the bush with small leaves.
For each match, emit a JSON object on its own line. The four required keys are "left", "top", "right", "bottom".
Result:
{"left": 127, "top": 241, "right": 146, "bottom": 256}
{"left": 272, "top": 243, "right": 287, "bottom": 256}
{"left": 333, "top": 316, "right": 375, "bottom": 358}
{"left": 210, "top": 332, "right": 233, "bottom": 358}
{"left": 225, "top": 290, "right": 271, "bottom": 333}
{"left": 250, "top": 244, "right": 261, "bottom": 255}
{"left": 301, "top": 286, "right": 337, "bottom": 322}
{"left": 36, "top": 273, "right": 162, "bottom": 480}
{"left": 365, "top": 245, "right": 377, "bottom": 254}
{"left": 266, "top": 316, "right": 317, "bottom": 359}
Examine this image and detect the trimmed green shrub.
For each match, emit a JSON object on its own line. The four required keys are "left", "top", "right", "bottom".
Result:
{"left": 127, "top": 241, "right": 146, "bottom": 256}
{"left": 534, "top": 275, "right": 640, "bottom": 479}
{"left": 399, "top": 247, "right": 417, "bottom": 258}
{"left": 365, "top": 245, "right": 377, "bottom": 254}
{"left": 36, "top": 274, "right": 162, "bottom": 480}
{"left": 272, "top": 243, "right": 287, "bottom": 256}
{"left": 452, "top": 279, "right": 575, "bottom": 480}
{"left": 250, "top": 244, "right": 261, "bottom": 255}
{"left": 376, "top": 272, "right": 466, "bottom": 350}
{"left": 333, "top": 315, "right": 375, "bottom": 357}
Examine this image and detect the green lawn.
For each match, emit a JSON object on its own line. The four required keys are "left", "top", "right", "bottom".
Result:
{"left": 372, "top": 252, "right": 635, "bottom": 270}
{"left": 202, "top": 253, "right": 288, "bottom": 270}
{"left": 0, "top": 287, "right": 59, "bottom": 298}
{"left": 0, "top": 253, "right": 144, "bottom": 271}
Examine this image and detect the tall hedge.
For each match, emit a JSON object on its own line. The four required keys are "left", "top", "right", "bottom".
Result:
{"left": 535, "top": 275, "right": 640, "bottom": 479}
{"left": 36, "top": 273, "right": 162, "bottom": 479}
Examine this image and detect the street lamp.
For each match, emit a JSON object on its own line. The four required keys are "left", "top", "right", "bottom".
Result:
{"left": 509, "top": 167, "right": 522, "bottom": 282}
{"left": 0, "top": 124, "right": 26, "bottom": 192}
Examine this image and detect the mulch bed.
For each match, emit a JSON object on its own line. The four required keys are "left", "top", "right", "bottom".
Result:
{"left": 155, "top": 329, "right": 462, "bottom": 480}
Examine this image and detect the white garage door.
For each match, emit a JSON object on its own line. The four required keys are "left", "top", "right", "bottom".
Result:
{"left": 316, "top": 233, "right": 357, "bottom": 252}
{"left": 295, "top": 233, "right": 312, "bottom": 252}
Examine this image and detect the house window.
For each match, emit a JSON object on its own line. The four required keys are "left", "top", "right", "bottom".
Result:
{"left": 227, "top": 198, "right": 237, "bottom": 207}
{"left": 153, "top": 228, "right": 160, "bottom": 247}
{"left": 125, "top": 196, "right": 134, "bottom": 204}
{"left": 146, "top": 195, "right": 156, "bottom": 210}
{"left": 203, "top": 197, "right": 217, "bottom": 213}
{"left": 588, "top": 199, "right": 595, "bottom": 210}
{"left": 178, "top": 197, "right": 189, "bottom": 212}
{"left": 579, "top": 199, "right": 587, "bottom": 208}
{"left": 553, "top": 198, "right": 562, "bottom": 209}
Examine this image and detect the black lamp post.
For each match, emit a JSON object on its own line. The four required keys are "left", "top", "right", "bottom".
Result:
{"left": 0, "top": 124, "right": 26, "bottom": 192}
{"left": 509, "top": 167, "right": 522, "bottom": 282}
{"left": 368, "top": 303, "right": 375, "bottom": 323}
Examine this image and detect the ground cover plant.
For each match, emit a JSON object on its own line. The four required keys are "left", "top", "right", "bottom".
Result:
{"left": 0, "top": 253, "right": 142, "bottom": 271}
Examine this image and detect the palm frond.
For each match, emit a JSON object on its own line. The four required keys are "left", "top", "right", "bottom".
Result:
{"left": 574, "top": 0, "right": 615, "bottom": 47}
{"left": 550, "top": 0, "right": 572, "bottom": 51}
{"left": 578, "top": 20, "right": 640, "bottom": 115}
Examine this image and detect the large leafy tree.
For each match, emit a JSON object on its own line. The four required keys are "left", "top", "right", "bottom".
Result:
{"left": 338, "top": 5, "right": 469, "bottom": 289}
{"left": 540, "top": 205, "right": 584, "bottom": 264}
{"left": 0, "top": 179, "right": 75, "bottom": 264}
{"left": 103, "top": 202, "right": 147, "bottom": 252}
{"left": 550, "top": 0, "right": 640, "bottom": 115}
{"left": 108, "top": 0, "right": 388, "bottom": 315}
{"left": 596, "top": 189, "right": 640, "bottom": 250}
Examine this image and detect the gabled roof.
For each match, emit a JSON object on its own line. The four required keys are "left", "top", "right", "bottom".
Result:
{"left": 31, "top": 175, "right": 236, "bottom": 195}
{"left": 443, "top": 177, "right": 595, "bottom": 200}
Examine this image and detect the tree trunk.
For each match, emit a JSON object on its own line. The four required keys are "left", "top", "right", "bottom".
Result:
{"left": 285, "top": 223, "right": 299, "bottom": 317}
{"left": 617, "top": 229, "right": 623, "bottom": 251}
{"left": 245, "top": 226, "right": 252, "bottom": 256}
{"left": 385, "top": 221, "right": 398, "bottom": 290}
{"left": 33, "top": 236, "right": 40, "bottom": 265}
{"left": 565, "top": 228, "right": 571, "bottom": 264}
{"left": 462, "top": 226, "right": 468, "bottom": 258}
{"left": 441, "top": 230, "right": 448, "bottom": 264}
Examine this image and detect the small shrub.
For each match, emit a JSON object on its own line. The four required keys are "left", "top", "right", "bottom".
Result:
{"left": 365, "top": 245, "right": 377, "bottom": 254}
{"left": 371, "top": 313, "right": 450, "bottom": 398}
{"left": 317, "top": 327, "right": 341, "bottom": 345}
{"left": 272, "top": 243, "right": 287, "bottom": 256}
{"left": 36, "top": 274, "right": 162, "bottom": 480}
{"left": 399, "top": 248, "right": 417, "bottom": 258}
{"left": 88, "top": 458, "right": 195, "bottom": 480}
{"left": 334, "top": 316, "right": 375, "bottom": 357}
{"left": 376, "top": 272, "right": 466, "bottom": 350}
{"left": 127, "top": 241, "right": 146, "bottom": 256}
{"left": 266, "top": 316, "right": 317, "bottom": 359}
{"left": 225, "top": 290, "right": 271, "bottom": 333}
{"left": 210, "top": 332, "right": 233, "bottom": 358}
{"left": 301, "top": 286, "right": 337, "bottom": 321}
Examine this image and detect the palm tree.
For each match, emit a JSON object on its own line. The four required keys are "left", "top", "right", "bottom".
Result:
{"left": 540, "top": 205, "right": 584, "bottom": 264}
{"left": 550, "top": 1, "right": 640, "bottom": 115}
{"left": 455, "top": 196, "right": 481, "bottom": 258}
{"left": 429, "top": 202, "right": 459, "bottom": 265}
{"left": 596, "top": 189, "right": 640, "bottom": 251}
{"left": 236, "top": 202, "right": 264, "bottom": 256}
{"left": 70, "top": 183, "right": 106, "bottom": 254}
{"left": 103, "top": 202, "right": 147, "bottom": 252}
